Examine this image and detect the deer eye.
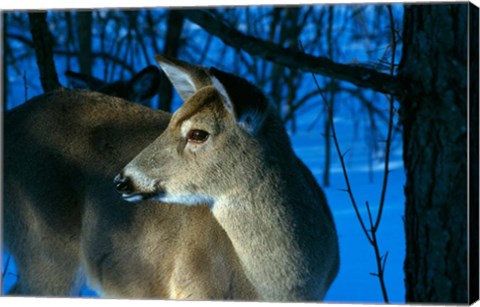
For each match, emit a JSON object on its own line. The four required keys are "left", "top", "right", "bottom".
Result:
{"left": 187, "top": 129, "right": 209, "bottom": 143}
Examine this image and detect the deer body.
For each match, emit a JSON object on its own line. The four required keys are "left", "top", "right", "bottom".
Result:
{"left": 4, "top": 56, "right": 339, "bottom": 301}
{"left": 4, "top": 90, "right": 255, "bottom": 299}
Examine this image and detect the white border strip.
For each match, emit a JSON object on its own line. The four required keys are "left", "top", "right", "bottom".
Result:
{"left": 1, "top": 1, "right": 479, "bottom": 307}
{"left": 0, "top": 0, "right": 476, "bottom": 11}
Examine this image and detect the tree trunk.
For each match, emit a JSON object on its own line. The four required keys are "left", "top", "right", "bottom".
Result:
{"left": 28, "top": 12, "right": 61, "bottom": 93}
{"left": 323, "top": 6, "right": 335, "bottom": 187}
{"left": 468, "top": 4, "right": 479, "bottom": 304}
{"left": 76, "top": 11, "right": 93, "bottom": 75}
{"left": 398, "top": 4, "right": 470, "bottom": 303}
{"left": 2, "top": 13, "right": 9, "bottom": 108}
{"left": 158, "top": 10, "right": 184, "bottom": 112}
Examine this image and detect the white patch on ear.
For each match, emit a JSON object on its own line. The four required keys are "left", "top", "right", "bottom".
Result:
{"left": 158, "top": 62, "right": 197, "bottom": 101}
{"left": 211, "top": 76, "right": 234, "bottom": 114}
{"left": 180, "top": 119, "right": 193, "bottom": 138}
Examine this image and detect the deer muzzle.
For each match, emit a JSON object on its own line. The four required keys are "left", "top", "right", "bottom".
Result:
{"left": 113, "top": 173, "right": 162, "bottom": 202}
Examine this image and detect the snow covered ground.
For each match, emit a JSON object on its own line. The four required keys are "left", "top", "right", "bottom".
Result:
{"left": 290, "top": 120, "right": 406, "bottom": 303}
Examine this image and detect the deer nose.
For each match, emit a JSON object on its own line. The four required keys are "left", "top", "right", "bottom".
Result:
{"left": 114, "top": 173, "right": 133, "bottom": 194}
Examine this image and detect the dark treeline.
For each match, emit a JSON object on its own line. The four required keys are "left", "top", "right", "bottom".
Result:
{"left": 3, "top": 6, "right": 404, "bottom": 188}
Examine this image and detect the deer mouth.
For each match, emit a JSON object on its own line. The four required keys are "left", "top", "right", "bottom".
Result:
{"left": 121, "top": 192, "right": 163, "bottom": 202}
{"left": 114, "top": 173, "right": 166, "bottom": 203}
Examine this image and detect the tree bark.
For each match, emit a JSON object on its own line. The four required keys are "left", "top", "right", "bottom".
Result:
{"left": 468, "top": 3, "right": 479, "bottom": 304}
{"left": 398, "top": 4, "right": 469, "bottom": 303}
{"left": 2, "top": 13, "right": 8, "bottom": 108}
{"left": 28, "top": 12, "right": 61, "bottom": 93}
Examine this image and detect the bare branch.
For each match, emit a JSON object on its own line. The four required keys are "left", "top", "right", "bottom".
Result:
{"left": 374, "top": 4, "right": 397, "bottom": 231}
{"left": 23, "top": 71, "right": 28, "bottom": 101}
{"left": 158, "top": 10, "right": 185, "bottom": 112}
{"left": 76, "top": 11, "right": 93, "bottom": 75}
{"left": 28, "top": 12, "right": 61, "bottom": 92}
{"left": 2, "top": 255, "right": 11, "bottom": 279}
{"left": 6, "top": 33, "right": 135, "bottom": 73}
{"left": 366, "top": 201, "right": 390, "bottom": 303}
{"left": 58, "top": 50, "right": 135, "bottom": 73}
{"left": 309, "top": 69, "right": 372, "bottom": 244}
{"left": 301, "top": 10, "right": 396, "bottom": 297}
{"left": 181, "top": 9, "right": 401, "bottom": 95}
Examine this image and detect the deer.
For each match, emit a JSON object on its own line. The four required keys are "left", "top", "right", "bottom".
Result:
{"left": 115, "top": 55, "right": 340, "bottom": 301}
{"left": 3, "top": 55, "right": 339, "bottom": 301}
{"left": 65, "top": 65, "right": 161, "bottom": 105}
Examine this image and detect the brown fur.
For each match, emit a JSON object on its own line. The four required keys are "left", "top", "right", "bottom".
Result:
{"left": 4, "top": 89, "right": 255, "bottom": 299}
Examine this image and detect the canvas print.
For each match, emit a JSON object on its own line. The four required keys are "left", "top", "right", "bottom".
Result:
{"left": 1, "top": 2, "right": 478, "bottom": 304}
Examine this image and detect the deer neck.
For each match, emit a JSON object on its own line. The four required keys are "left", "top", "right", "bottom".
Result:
{"left": 211, "top": 162, "right": 320, "bottom": 301}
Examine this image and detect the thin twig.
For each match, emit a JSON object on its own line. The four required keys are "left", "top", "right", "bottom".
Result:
{"left": 366, "top": 201, "right": 390, "bottom": 302}
{"left": 382, "top": 252, "right": 389, "bottom": 273}
{"left": 145, "top": 10, "right": 162, "bottom": 55}
{"left": 300, "top": 40, "right": 372, "bottom": 244}
{"left": 23, "top": 71, "right": 28, "bottom": 101}
{"left": 126, "top": 11, "right": 152, "bottom": 66}
{"left": 374, "top": 4, "right": 397, "bottom": 232}
{"left": 2, "top": 255, "right": 11, "bottom": 279}
{"left": 361, "top": 6, "right": 398, "bottom": 302}
{"left": 300, "top": 6, "right": 399, "bottom": 300}
{"left": 310, "top": 65, "right": 392, "bottom": 301}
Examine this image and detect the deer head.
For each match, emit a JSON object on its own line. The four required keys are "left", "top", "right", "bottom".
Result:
{"left": 65, "top": 66, "right": 161, "bottom": 105}
{"left": 114, "top": 55, "right": 288, "bottom": 206}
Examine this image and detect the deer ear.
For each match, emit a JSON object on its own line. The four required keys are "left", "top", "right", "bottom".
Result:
{"left": 211, "top": 75, "right": 235, "bottom": 114}
{"left": 155, "top": 55, "right": 210, "bottom": 101}
{"left": 128, "top": 66, "right": 161, "bottom": 102}
{"left": 65, "top": 71, "right": 107, "bottom": 90}
{"left": 209, "top": 67, "right": 270, "bottom": 135}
